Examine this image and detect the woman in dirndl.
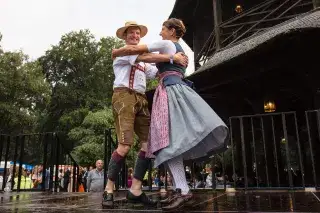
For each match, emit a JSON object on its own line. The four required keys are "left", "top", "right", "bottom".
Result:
{"left": 112, "top": 18, "right": 229, "bottom": 211}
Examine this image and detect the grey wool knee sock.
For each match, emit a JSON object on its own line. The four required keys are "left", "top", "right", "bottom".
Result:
{"left": 133, "top": 151, "right": 151, "bottom": 181}
{"left": 108, "top": 151, "right": 125, "bottom": 182}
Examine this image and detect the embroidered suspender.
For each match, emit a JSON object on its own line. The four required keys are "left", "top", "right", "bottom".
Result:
{"left": 129, "top": 64, "right": 145, "bottom": 89}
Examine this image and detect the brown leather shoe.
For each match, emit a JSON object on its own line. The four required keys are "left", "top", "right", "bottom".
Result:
{"left": 162, "top": 189, "right": 193, "bottom": 211}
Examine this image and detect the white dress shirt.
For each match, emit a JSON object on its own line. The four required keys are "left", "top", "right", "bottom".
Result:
{"left": 113, "top": 55, "right": 158, "bottom": 94}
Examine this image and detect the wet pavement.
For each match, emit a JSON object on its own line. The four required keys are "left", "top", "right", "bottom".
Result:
{"left": 1, "top": 190, "right": 320, "bottom": 212}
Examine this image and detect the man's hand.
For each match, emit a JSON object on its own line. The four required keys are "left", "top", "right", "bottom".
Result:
{"left": 112, "top": 49, "right": 119, "bottom": 60}
{"left": 173, "top": 52, "right": 188, "bottom": 67}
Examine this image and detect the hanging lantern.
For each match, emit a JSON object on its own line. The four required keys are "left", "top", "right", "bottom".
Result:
{"left": 235, "top": 5, "right": 243, "bottom": 13}
{"left": 264, "top": 100, "right": 276, "bottom": 113}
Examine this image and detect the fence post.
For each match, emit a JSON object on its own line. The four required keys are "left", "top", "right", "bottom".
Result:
{"left": 2, "top": 136, "right": 11, "bottom": 191}
{"left": 229, "top": 118, "right": 236, "bottom": 189}
{"left": 17, "top": 135, "right": 25, "bottom": 192}
{"left": 240, "top": 118, "right": 248, "bottom": 189}
{"left": 282, "top": 114, "right": 294, "bottom": 189}
{"left": 0, "top": 135, "right": 4, "bottom": 171}
{"left": 260, "top": 117, "right": 270, "bottom": 187}
{"left": 104, "top": 129, "right": 108, "bottom": 189}
{"left": 293, "top": 113, "right": 305, "bottom": 188}
{"left": 48, "top": 133, "right": 55, "bottom": 191}
{"left": 305, "top": 111, "right": 317, "bottom": 188}
{"left": 11, "top": 136, "right": 20, "bottom": 191}
{"left": 313, "top": 0, "right": 320, "bottom": 9}
{"left": 271, "top": 116, "right": 281, "bottom": 187}
{"left": 54, "top": 134, "right": 61, "bottom": 192}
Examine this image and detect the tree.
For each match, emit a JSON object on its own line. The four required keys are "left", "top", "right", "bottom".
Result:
{"left": 0, "top": 36, "right": 50, "bottom": 134}
{"left": 37, "top": 29, "right": 126, "bottom": 164}
{"left": 39, "top": 29, "right": 124, "bottom": 132}
{"left": 68, "top": 108, "right": 113, "bottom": 166}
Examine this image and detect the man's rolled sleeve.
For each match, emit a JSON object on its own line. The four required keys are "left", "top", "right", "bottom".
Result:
{"left": 145, "top": 64, "right": 158, "bottom": 79}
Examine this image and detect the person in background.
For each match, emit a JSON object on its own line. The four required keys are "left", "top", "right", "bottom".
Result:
{"left": 87, "top": 160, "right": 104, "bottom": 192}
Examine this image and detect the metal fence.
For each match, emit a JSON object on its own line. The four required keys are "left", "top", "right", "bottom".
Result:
{"left": 0, "top": 133, "right": 79, "bottom": 192}
{"left": 229, "top": 110, "right": 320, "bottom": 189}
{"left": 104, "top": 110, "right": 320, "bottom": 191}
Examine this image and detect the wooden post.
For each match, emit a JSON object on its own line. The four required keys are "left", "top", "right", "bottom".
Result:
{"left": 313, "top": 0, "right": 320, "bottom": 9}
{"left": 213, "top": 0, "right": 222, "bottom": 50}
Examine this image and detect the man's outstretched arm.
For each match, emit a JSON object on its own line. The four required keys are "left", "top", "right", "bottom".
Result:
{"left": 136, "top": 53, "right": 188, "bottom": 67}
{"left": 112, "top": 45, "right": 148, "bottom": 57}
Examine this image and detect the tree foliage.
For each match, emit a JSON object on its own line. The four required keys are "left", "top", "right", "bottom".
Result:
{"left": 146, "top": 79, "right": 158, "bottom": 91}
{"left": 39, "top": 29, "right": 124, "bottom": 132}
{"left": 0, "top": 35, "right": 50, "bottom": 133}
{"left": 68, "top": 108, "right": 114, "bottom": 166}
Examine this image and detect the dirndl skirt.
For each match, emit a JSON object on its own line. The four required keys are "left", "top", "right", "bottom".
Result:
{"left": 153, "top": 83, "right": 229, "bottom": 167}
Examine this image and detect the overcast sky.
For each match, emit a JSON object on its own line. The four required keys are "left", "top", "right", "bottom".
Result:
{"left": 0, "top": 0, "right": 194, "bottom": 75}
